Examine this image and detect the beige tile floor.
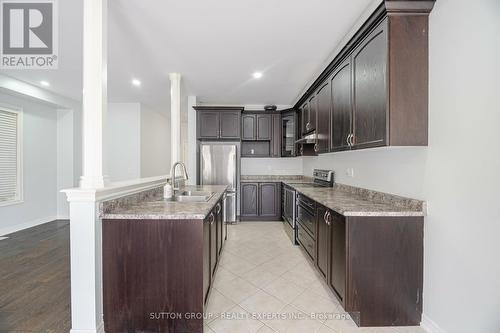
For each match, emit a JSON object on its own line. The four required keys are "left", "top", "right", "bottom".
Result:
{"left": 204, "top": 222, "right": 427, "bottom": 333}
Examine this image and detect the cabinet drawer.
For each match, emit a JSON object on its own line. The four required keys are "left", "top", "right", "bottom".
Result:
{"left": 297, "top": 194, "right": 315, "bottom": 211}
{"left": 297, "top": 203, "right": 316, "bottom": 238}
{"left": 297, "top": 223, "right": 315, "bottom": 261}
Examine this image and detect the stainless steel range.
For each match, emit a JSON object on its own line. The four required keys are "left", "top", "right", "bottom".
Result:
{"left": 282, "top": 169, "right": 334, "bottom": 244}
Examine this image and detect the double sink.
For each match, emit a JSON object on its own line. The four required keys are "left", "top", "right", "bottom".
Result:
{"left": 166, "top": 190, "right": 215, "bottom": 202}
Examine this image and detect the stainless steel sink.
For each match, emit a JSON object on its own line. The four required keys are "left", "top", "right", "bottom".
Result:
{"left": 167, "top": 190, "right": 215, "bottom": 202}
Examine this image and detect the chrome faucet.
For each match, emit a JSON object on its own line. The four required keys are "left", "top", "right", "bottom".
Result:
{"left": 170, "top": 161, "right": 189, "bottom": 191}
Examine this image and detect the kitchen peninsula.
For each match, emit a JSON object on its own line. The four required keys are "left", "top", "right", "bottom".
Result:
{"left": 101, "top": 185, "right": 228, "bottom": 333}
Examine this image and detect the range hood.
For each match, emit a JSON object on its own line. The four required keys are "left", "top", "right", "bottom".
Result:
{"left": 295, "top": 132, "right": 317, "bottom": 144}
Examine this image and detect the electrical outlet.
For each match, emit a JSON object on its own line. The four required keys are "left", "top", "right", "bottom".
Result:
{"left": 346, "top": 168, "right": 355, "bottom": 178}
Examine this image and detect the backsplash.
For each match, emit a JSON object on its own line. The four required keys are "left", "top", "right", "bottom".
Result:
{"left": 241, "top": 157, "right": 303, "bottom": 175}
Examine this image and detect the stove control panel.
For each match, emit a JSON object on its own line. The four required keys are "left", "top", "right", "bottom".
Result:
{"left": 313, "top": 169, "right": 334, "bottom": 183}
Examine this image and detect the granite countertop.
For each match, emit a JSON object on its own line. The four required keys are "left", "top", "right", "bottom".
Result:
{"left": 241, "top": 175, "right": 425, "bottom": 217}
{"left": 101, "top": 185, "right": 228, "bottom": 220}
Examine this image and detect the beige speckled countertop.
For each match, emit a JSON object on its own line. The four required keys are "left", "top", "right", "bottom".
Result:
{"left": 241, "top": 175, "right": 425, "bottom": 217}
{"left": 101, "top": 185, "right": 228, "bottom": 220}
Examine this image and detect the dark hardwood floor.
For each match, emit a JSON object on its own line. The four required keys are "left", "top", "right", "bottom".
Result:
{"left": 0, "top": 220, "right": 71, "bottom": 333}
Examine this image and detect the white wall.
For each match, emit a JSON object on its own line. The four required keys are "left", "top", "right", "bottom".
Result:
{"left": 0, "top": 92, "right": 58, "bottom": 235}
{"left": 303, "top": 1, "right": 500, "bottom": 332}
{"left": 106, "top": 103, "right": 141, "bottom": 181}
{"left": 242, "top": 157, "right": 303, "bottom": 176}
{"left": 140, "top": 105, "right": 171, "bottom": 178}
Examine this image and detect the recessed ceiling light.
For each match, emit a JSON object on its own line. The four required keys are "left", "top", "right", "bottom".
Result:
{"left": 40, "top": 81, "right": 50, "bottom": 87}
{"left": 252, "top": 72, "right": 263, "bottom": 79}
{"left": 132, "top": 79, "right": 141, "bottom": 86}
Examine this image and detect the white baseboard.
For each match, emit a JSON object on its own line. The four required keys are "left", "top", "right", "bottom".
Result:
{"left": 56, "top": 215, "right": 70, "bottom": 220}
{"left": 0, "top": 215, "right": 58, "bottom": 236}
{"left": 422, "top": 314, "right": 447, "bottom": 333}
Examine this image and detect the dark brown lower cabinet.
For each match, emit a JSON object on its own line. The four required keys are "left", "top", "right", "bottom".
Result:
{"left": 210, "top": 210, "right": 217, "bottom": 277}
{"left": 328, "top": 210, "right": 346, "bottom": 301}
{"left": 316, "top": 205, "right": 329, "bottom": 279}
{"left": 103, "top": 197, "right": 226, "bottom": 333}
{"left": 240, "top": 182, "right": 281, "bottom": 221}
{"left": 241, "top": 183, "right": 258, "bottom": 217}
{"left": 259, "top": 183, "right": 280, "bottom": 218}
{"left": 296, "top": 199, "right": 423, "bottom": 328}
{"left": 203, "top": 216, "right": 211, "bottom": 304}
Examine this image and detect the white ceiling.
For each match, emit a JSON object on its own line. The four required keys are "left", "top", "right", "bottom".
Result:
{"left": 1, "top": 0, "right": 375, "bottom": 113}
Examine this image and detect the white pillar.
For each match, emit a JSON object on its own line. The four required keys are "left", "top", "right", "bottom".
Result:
{"left": 187, "top": 95, "right": 197, "bottom": 184}
{"left": 67, "top": 1, "right": 107, "bottom": 332}
{"left": 80, "top": 0, "right": 108, "bottom": 189}
{"left": 170, "top": 73, "right": 181, "bottom": 164}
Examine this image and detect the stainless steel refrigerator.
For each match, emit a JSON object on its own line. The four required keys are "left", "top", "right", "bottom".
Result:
{"left": 199, "top": 142, "right": 240, "bottom": 223}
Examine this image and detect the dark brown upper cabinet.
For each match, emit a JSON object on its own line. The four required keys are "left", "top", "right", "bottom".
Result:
{"left": 256, "top": 114, "right": 272, "bottom": 140}
{"left": 300, "top": 102, "right": 309, "bottom": 135}
{"left": 197, "top": 111, "right": 220, "bottom": 139}
{"left": 330, "top": 58, "right": 352, "bottom": 152}
{"left": 194, "top": 106, "right": 243, "bottom": 140}
{"left": 241, "top": 113, "right": 271, "bottom": 141}
{"left": 308, "top": 95, "right": 317, "bottom": 134}
{"left": 281, "top": 110, "right": 297, "bottom": 157}
{"left": 271, "top": 114, "right": 281, "bottom": 157}
{"left": 220, "top": 112, "right": 241, "bottom": 139}
{"left": 242, "top": 114, "right": 256, "bottom": 140}
{"left": 351, "top": 20, "right": 387, "bottom": 149}
{"left": 294, "top": 0, "right": 434, "bottom": 152}
{"left": 316, "top": 81, "right": 331, "bottom": 154}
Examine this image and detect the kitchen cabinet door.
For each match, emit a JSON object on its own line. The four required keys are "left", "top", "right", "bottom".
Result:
{"left": 352, "top": 20, "right": 388, "bottom": 149}
{"left": 216, "top": 201, "right": 223, "bottom": 256}
{"left": 210, "top": 211, "right": 217, "bottom": 277}
{"left": 271, "top": 114, "right": 281, "bottom": 157}
{"left": 308, "top": 94, "right": 317, "bottom": 134}
{"left": 258, "top": 183, "right": 280, "bottom": 218}
{"left": 242, "top": 114, "right": 256, "bottom": 140}
{"left": 220, "top": 112, "right": 241, "bottom": 139}
{"left": 316, "top": 81, "right": 331, "bottom": 154}
{"left": 281, "top": 112, "right": 297, "bottom": 157}
{"left": 256, "top": 114, "right": 272, "bottom": 140}
{"left": 316, "top": 205, "right": 329, "bottom": 279}
{"left": 301, "top": 102, "right": 309, "bottom": 135}
{"left": 198, "top": 112, "right": 220, "bottom": 139}
{"left": 203, "top": 215, "right": 211, "bottom": 304}
{"left": 241, "top": 183, "right": 258, "bottom": 217}
{"left": 329, "top": 211, "right": 346, "bottom": 301}
{"left": 331, "top": 59, "right": 352, "bottom": 151}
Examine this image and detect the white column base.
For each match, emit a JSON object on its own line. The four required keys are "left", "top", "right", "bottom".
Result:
{"left": 70, "top": 321, "right": 104, "bottom": 333}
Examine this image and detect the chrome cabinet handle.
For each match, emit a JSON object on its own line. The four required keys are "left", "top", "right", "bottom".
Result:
{"left": 346, "top": 134, "right": 351, "bottom": 146}
{"left": 324, "top": 210, "right": 329, "bottom": 223}
{"left": 216, "top": 203, "right": 221, "bottom": 214}
{"left": 349, "top": 134, "right": 355, "bottom": 146}
{"left": 314, "top": 144, "right": 319, "bottom": 153}
{"left": 209, "top": 213, "right": 215, "bottom": 225}
{"left": 306, "top": 122, "right": 311, "bottom": 131}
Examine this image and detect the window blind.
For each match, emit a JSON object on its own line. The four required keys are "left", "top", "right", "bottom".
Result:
{"left": 0, "top": 109, "right": 19, "bottom": 203}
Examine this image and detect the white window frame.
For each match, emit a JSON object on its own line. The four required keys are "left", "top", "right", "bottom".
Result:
{"left": 0, "top": 104, "right": 23, "bottom": 207}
